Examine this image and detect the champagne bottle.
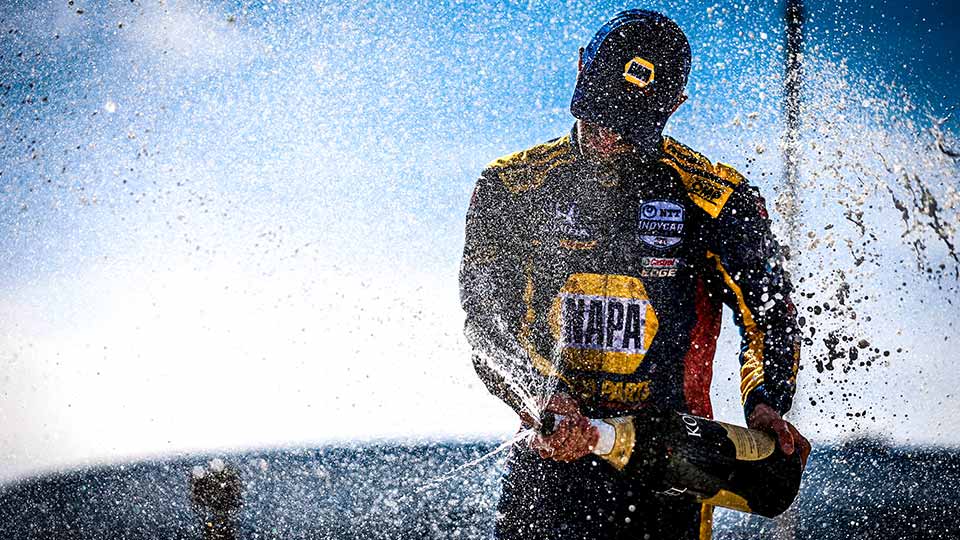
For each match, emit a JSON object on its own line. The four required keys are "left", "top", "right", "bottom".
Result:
{"left": 539, "top": 408, "right": 804, "bottom": 518}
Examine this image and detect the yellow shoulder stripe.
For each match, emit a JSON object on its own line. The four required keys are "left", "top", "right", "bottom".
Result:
{"left": 486, "top": 135, "right": 576, "bottom": 194}
{"left": 660, "top": 137, "right": 744, "bottom": 218}
{"left": 707, "top": 251, "right": 765, "bottom": 404}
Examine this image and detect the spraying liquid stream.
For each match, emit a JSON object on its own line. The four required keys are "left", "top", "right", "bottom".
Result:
{"left": 405, "top": 331, "right": 561, "bottom": 496}
{"left": 411, "top": 428, "right": 535, "bottom": 496}
{"left": 466, "top": 329, "right": 562, "bottom": 421}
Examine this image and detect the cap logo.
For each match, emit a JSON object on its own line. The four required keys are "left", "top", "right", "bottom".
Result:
{"left": 624, "top": 57, "right": 655, "bottom": 89}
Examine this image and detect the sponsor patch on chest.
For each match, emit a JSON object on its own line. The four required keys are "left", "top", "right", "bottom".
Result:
{"left": 561, "top": 294, "right": 652, "bottom": 354}
{"left": 640, "top": 256, "right": 681, "bottom": 278}
{"left": 555, "top": 201, "right": 591, "bottom": 240}
{"left": 549, "top": 273, "right": 659, "bottom": 376}
{"left": 637, "top": 200, "right": 685, "bottom": 249}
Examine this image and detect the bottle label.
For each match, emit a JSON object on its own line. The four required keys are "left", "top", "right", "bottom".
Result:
{"left": 718, "top": 422, "right": 776, "bottom": 461}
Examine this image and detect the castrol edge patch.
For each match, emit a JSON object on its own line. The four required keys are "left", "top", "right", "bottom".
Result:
{"left": 549, "top": 273, "right": 659, "bottom": 375}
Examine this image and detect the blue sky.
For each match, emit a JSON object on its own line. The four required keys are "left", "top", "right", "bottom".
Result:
{"left": 3, "top": 0, "right": 955, "bottom": 281}
{"left": 1, "top": 0, "right": 958, "bottom": 481}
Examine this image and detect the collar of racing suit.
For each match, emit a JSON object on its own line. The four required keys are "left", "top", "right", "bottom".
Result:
{"left": 569, "top": 123, "right": 665, "bottom": 169}
{"left": 568, "top": 123, "right": 666, "bottom": 188}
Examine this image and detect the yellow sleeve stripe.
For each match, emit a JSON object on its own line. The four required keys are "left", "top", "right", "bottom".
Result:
{"left": 739, "top": 369, "right": 765, "bottom": 403}
{"left": 518, "top": 258, "right": 569, "bottom": 384}
{"left": 707, "top": 252, "right": 766, "bottom": 404}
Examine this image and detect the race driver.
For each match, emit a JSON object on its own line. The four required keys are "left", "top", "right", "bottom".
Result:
{"left": 459, "top": 9, "right": 810, "bottom": 540}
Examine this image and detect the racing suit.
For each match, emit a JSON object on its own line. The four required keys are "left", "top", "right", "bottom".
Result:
{"left": 459, "top": 125, "right": 801, "bottom": 539}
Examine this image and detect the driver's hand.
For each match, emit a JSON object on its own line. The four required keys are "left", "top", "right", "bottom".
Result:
{"left": 529, "top": 393, "right": 599, "bottom": 462}
{"left": 748, "top": 403, "right": 811, "bottom": 468}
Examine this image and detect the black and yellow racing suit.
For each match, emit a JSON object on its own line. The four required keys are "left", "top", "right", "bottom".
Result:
{"left": 459, "top": 126, "right": 801, "bottom": 540}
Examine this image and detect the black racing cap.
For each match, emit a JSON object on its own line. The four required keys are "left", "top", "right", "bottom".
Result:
{"left": 571, "top": 10, "right": 691, "bottom": 146}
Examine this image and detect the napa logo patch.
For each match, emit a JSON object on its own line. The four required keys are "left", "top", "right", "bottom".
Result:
{"left": 638, "top": 200, "right": 685, "bottom": 249}
{"left": 549, "top": 273, "right": 659, "bottom": 376}
{"left": 624, "top": 56, "right": 655, "bottom": 89}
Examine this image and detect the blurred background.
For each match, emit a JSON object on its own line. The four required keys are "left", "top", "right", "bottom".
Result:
{"left": 1, "top": 0, "right": 959, "bottom": 536}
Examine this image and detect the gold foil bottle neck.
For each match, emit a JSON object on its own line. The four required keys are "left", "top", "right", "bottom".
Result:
{"left": 594, "top": 416, "right": 636, "bottom": 470}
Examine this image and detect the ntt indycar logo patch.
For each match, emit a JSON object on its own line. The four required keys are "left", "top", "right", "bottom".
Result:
{"left": 550, "top": 274, "right": 659, "bottom": 376}
{"left": 638, "top": 200, "right": 685, "bottom": 249}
